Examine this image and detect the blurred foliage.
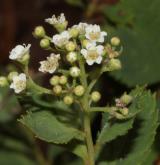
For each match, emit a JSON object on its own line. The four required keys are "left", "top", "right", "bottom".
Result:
{"left": 102, "top": 0, "right": 160, "bottom": 86}
{"left": 0, "top": 87, "right": 20, "bottom": 122}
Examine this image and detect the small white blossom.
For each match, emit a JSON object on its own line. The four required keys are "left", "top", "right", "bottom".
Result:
{"left": 10, "top": 73, "right": 27, "bottom": 93}
{"left": 72, "top": 22, "right": 89, "bottom": 34}
{"left": 85, "top": 24, "right": 107, "bottom": 43}
{"left": 39, "top": 53, "right": 60, "bottom": 74}
{"left": 52, "top": 31, "right": 70, "bottom": 47}
{"left": 81, "top": 43, "right": 104, "bottom": 65}
{"left": 9, "top": 44, "right": 31, "bottom": 60}
{"left": 45, "top": 13, "right": 66, "bottom": 25}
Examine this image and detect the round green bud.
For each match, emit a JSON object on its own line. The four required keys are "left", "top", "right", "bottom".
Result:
{"left": 34, "top": 26, "right": 45, "bottom": 38}
{"left": 115, "top": 112, "right": 124, "bottom": 119}
{"left": 50, "top": 76, "right": 59, "bottom": 86}
{"left": 74, "top": 85, "right": 85, "bottom": 97}
{"left": 91, "top": 91, "right": 101, "bottom": 102}
{"left": 65, "top": 41, "right": 76, "bottom": 52}
{"left": 69, "top": 28, "right": 79, "bottom": 38}
{"left": 40, "top": 38, "right": 50, "bottom": 48}
{"left": 108, "top": 58, "right": 122, "bottom": 71}
{"left": 53, "top": 85, "right": 62, "bottom": 95}
{"left": 8, "top": 72, "right": 18, "bottom": 81}
{"left": 120, "top": 93, "right": 132, "bottom": 105}
{"left": 0, "top": 76, "right": 8, "bottom": 87}
{"left": 111, "top": 37, "right": 120, "bottom": 46}
{"left": 70, "top": 66, "right": 80, "bottom": 78}
{"left": 59, "top": 75, "right": 67, "bottom": 85}
{"left": 121, "top": 107, "right": 129, "bottom": 116}
{"left": 63, "top": 95, "right": 74, "bottom": 105}
{"left": 82, "top": 39, "right": 90, "bottom": 48}
{"left": 66, "top": 52, "right": 78, "bottom": 63}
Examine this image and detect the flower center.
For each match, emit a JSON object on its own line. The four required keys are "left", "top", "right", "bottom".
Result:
{"left": 89, "top": 32, "right": 100, "bottom": 40}
{"left": 15, "top": 80, "right": 25, "bottom": 90}
{"left": 87, "top": 50, "right": 99, "bottom": 60}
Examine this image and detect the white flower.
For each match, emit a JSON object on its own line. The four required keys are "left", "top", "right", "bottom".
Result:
{"left": 9, "top": 44, "right": 31, "bottom": 60}
{"left": 81, "top": 43, "right": 104, "bottom": 65}
{"left": 52, "top": 31, "right": 70, "bottom": 47}
{"left": 72, "top": 22, "right": 89, "bottom": 34}
{"left": 45, "top": 13, "right": 66, "bottom": 25}
{"left": 85, "top": 24, "right": 107, "bottom": 43}
{"left": 10, "top": 73, "right": 27, "bottom": 93}
{"left": 39, "top": 53, "right": 60, "bottom": 74}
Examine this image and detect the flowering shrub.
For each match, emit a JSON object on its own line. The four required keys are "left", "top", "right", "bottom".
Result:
{"left": 0, "top": 13, "right": 159, "bottom": 165}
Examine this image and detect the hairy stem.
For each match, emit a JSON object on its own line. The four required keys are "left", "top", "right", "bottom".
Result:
{"left": 83, "top": 111, "right": 95, "bottom": 165}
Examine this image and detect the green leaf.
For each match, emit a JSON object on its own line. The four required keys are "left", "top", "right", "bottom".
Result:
{"left": 0, "top": 87, "right": 20, "bottom": 122}
{"left": 71, "top": 144, "right": 87, "bottom": 161}
{"left": 114, "top": 90, "right": 158, "bottom": 165}
{"left": 19, "top": 111, "right": 84, "bottom": 144}
{"left": 96, "top": 86, "right": 145, "bottom": 146}
{"left": 103, "top": 0, "right": 160, "bottom": 86}
{"left": 0, "top": 151, "right": 35, "bottom": 165}
{"left": 97, "top": 118, "right": 134, "bottom": 145}
{"left": 96, "top": 87, "right": 158, "bottom": 165}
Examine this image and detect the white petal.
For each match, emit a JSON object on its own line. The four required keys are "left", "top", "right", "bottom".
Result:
{"left": 10, "top": 83, "right": 14, "bottom": 89}
{"left": 98, "top": 36, "right": 105, "bottom": 43}
{"left": 96, "top": 45, "right": 104, "bottom": 54}
{"left": 86, "top": 60, "right": 94, "bottom": 65}
{"left": 86, "top": 42, "right": 96, "bottom": 49}
{"left": 19, "top": 73, "right": 26, "bottom": 80}
{"left": 96, "top": 56, "right": 103, "bottom": 64}
{"left": 101, "top": 31, "right": 107, "bottom": 36}
{"left": 81, "top": 49, "right": 87, "bottom": 58}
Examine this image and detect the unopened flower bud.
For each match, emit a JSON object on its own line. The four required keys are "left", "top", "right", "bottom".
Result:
{"left": 91, "top": 91, "right": 101, "bottom": 102}
{"left": 120, "top": 107, "right": 129, "bottom": 116}
{"left": 111, "top": 37, "right": 120, "bottom": 46}
{"left": 34, "top": 26, "right": 45, "bottom": 38}
{"left": 70, "top": 67, "right": 80, "bottom": 77}
{"left": 8, "top": 72, "right": 18, "bottom": 81}
{"left": 50, "top": 76, "right": 59, "bottom": 86}
{"left": 82, "top": 39, "right": 90, "bottom": 48}
{"left": 120, "top": 93, "right": 132, "bottom": 105}
{"left": 63, "top": 95, "right": 74, "bottom": 105}
{"left": 59, "top": 75, "right": 67, "bottom": 85}
{"left": 74, "top": 85, "right": 85, "bottom": 96}
{"left": 40, "top": 38, "right": 50, "bottom": 49}
{"left": 69, "top": 28, "right": 79, "bottom": 38}
{"left": 65, "top": 41, "right": 76, "bottom": 52}
{"left": 66, "top": 52, "right": 78, "bottom": 63}
{"left": 0, "top": 76, "right": 8, "bottom": 87}
{"left": 53, "top": 85, "right": 62, "bottom": 95}
{"left": 108, "top": 59, "right": 122, "bottom": 71}
{"left": 115, "top": 112, "right": 125, "bottom": 119}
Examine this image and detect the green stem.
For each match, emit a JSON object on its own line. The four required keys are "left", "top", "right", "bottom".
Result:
{"left": 58, "top": 69, "right": 70, "bottom": 76}
{"left": 79, "top": 56, "right": 87, "bottom": 87}
{"left": 28, "top": 78, "right": 52, "bottom": 94}
{"left": 79, "top": 57, "right": 95, "bottom": 165}
{"left": 83, "top": 111, "right": 95, "bottom": 165}
{"left": 90, "top": 107, "right": 116, "bottom": 113}
{"left": 23, "top": 65, "right": 52, "bottom": 95}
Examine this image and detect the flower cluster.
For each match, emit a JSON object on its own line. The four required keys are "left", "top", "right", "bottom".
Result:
{"left": 0, "top": 13, "right": 125, "bottom": 118}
